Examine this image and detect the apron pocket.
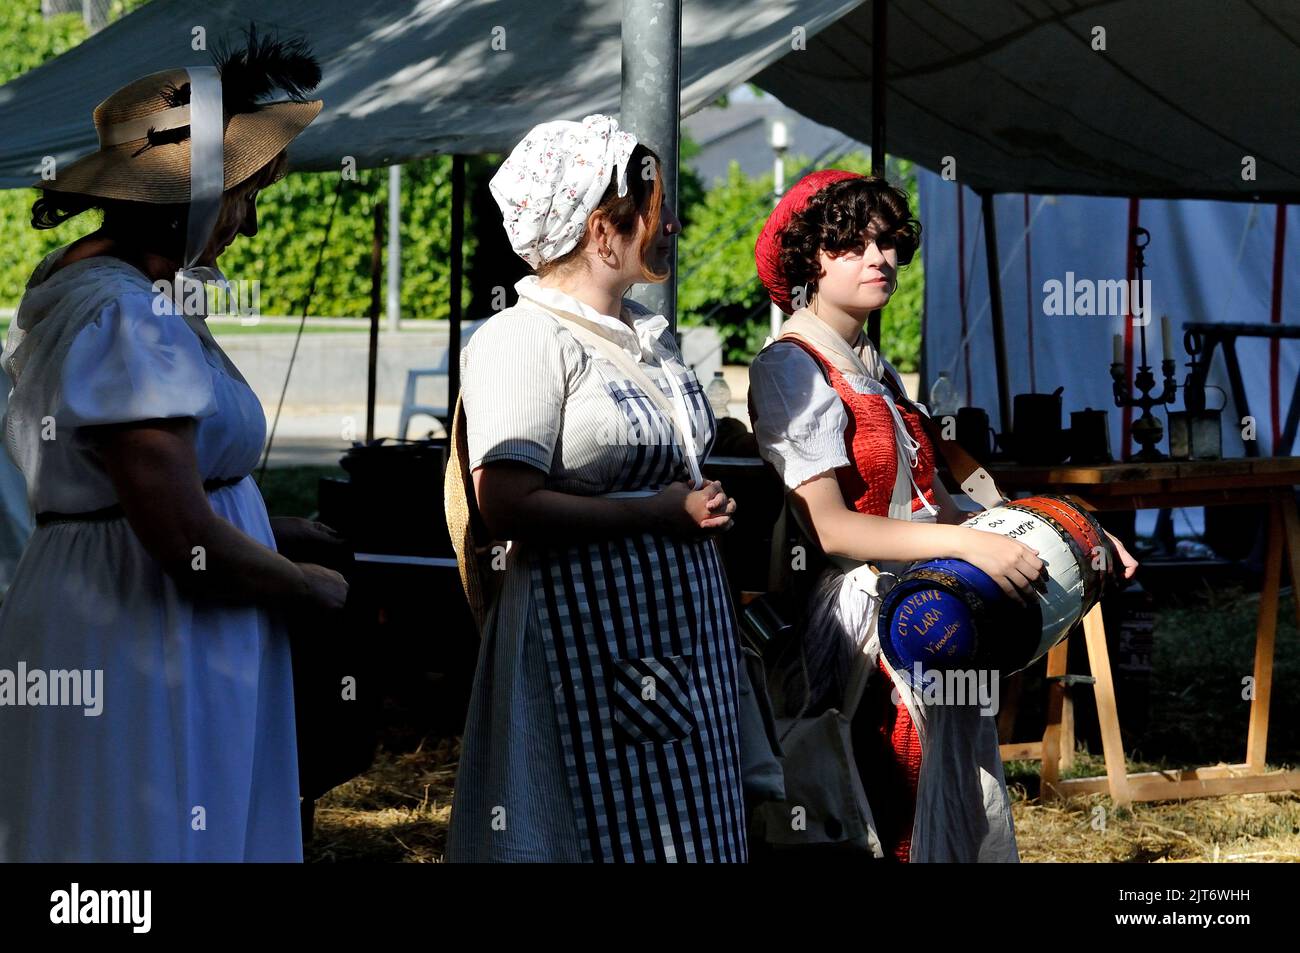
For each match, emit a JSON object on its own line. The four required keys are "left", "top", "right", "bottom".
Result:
{"left": 609, "top": 654, "right": 698, "bottom": 744}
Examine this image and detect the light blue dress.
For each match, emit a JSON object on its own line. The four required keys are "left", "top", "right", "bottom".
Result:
{"left": 0, "top": 250, "right": 301, "bottom": 862}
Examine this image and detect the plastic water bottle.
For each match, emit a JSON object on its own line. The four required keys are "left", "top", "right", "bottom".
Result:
{"left": 929, "top": 371, "right": 959, "bottom": 417}
{"left": 706, "top": 370, "right": 732, "bottom": 418}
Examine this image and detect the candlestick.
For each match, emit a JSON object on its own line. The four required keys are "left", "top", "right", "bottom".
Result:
{"left": 1111, "top": 226, "right": 1176, "bottom": 461}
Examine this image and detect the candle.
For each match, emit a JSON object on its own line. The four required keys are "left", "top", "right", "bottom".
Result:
{"left": 1112, "top": 333, "right": 1123, "bottom": 365}
{"left": 1161, "top": 315, "right": 1173, "bottom": 360}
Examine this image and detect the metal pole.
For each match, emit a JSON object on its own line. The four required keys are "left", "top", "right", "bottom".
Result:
{"left": 981, "top": 191, "right": 1013, "bottom": 433}
{"left": 868, "top": 0, "right": 888, "bottom": 349}
{"left": 448, "top": 155, "right": 465, "bottom": 419}
{"left": 387, "top": 164, "right": 401, "bottom": 331}
{"left": 871, "top": 0, "right": 887, "bottom": 177}
{"left": 621, "top": 0, "right": 682, "bottom": 332}
{"left": 366, "top": 200, "right": 383, "bottom": 443}
{"left": 770, "top": 116, "right": 788, "bottom": 338}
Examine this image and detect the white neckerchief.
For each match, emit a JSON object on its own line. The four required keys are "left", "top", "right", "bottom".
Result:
{"left": 515, "top": 276, "right": 703, "bottom": 489}
{"left": 514, "top": 275, "right": 669, "bottom": 362}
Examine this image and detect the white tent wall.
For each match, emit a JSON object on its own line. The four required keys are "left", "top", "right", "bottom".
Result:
{"left": 917, "top": 168, "right": 1299, "bottom": 462}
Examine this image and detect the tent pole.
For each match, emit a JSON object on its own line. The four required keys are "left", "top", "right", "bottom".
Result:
{"left": 387, "top": 164, "right": 402, "bottom": 331}
{"left": 448, "top": 155, "right": 465, "bottom": 420}
{"left": 621, "top": 0, "right": 682, "bottom": 333}
{"left": 981, "top": 190, "right": 1013, "bottom": 433}
{"left": 366, "top": 199, "right": 383, "bottom": 443}
{"left": 871, "top": 0, "right": 887, "bottom": 176}
{"left": 868, "top": 0, "right": 888, "bottom": 349}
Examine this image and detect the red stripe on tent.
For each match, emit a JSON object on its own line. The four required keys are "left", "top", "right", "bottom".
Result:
{"left": 957, "top": 184, "right": 972, "bottom": 405}
{"left": 1269, "top": 203, "right": 1287, "bottom": 452}
{"left": 1121, "top": 198, "right": 1140, "bottom": 460}
{"left": 1024, "top": 194, "right": 1036, "bottom": 392}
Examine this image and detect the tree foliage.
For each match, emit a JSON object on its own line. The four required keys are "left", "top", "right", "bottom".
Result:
{"left": 678, "top": 152, "right": 924, "bottom": 369}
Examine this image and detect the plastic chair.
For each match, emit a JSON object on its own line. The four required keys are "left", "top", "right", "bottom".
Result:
{"left": 397, "top": 352, "right": 450, "bottom": 440}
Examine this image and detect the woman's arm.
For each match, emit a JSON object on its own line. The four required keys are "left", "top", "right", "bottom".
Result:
{"left": 93, "top": 418, "right": 346, "bottom": 610}
{"left": 790, "top": 471, "right": 1044, "bottom": 603}
{"left": 473, "top": 462, "right": 736, "bottom": 545}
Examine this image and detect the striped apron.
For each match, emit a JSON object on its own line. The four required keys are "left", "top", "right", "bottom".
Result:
{"left": 529, "top": 349, "right": 747, "bottom": 862}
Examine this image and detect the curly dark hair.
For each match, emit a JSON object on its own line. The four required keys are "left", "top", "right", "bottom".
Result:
{"left": 779, "top": 175, "right": 921, "bottom": 304}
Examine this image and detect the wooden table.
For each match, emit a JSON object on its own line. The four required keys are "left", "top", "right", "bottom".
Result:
{"left": 985, "top": 456, "right": 1300, "bottom": 806}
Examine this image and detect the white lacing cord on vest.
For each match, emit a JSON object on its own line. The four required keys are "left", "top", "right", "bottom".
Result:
{"left": 879, "top": 384, "right": 939, "bottom": 519}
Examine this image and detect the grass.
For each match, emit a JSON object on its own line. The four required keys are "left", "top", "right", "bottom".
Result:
{"left": 255, "top": 465, "right": 345, "bottom": 519}
{"left": 1009, "top": 751, "right": 1300, "bottom": 862}
{"left": 305, "top": 747, "right": 1300, "bottom": 864}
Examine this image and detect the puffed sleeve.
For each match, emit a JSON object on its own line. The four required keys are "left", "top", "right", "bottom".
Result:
{"left": 462, "top": 308, "right": 571, "bottom": 473}
{"left": 748, "top": 342, "right": 850, "bottom": 490}
{"left": 55, "top": 291, "right": 219, "bottom": 430}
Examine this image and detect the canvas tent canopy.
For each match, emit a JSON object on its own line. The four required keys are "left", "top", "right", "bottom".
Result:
{"left": 918, "top": 174, "right": 1300, "bottom": 462}
{"left": 0, "top": 0, "right": 860, "bottom": 187}
{"left": 752, "top": 0, "right": 1300, "bottom": 202}
{"left": 1, "top": 0, "right": 1297, "bottom": 202}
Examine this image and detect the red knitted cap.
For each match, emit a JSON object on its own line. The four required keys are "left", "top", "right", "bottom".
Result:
{"left": 754, "top": 169, "right": 864, "bottom": 315}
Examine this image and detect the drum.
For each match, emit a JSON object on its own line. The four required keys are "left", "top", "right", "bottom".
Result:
{"left": 878, "top": 495, "right": 1116, "bottom": 686}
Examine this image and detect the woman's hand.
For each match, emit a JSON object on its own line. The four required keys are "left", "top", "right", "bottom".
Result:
{"left": 271, "top": 516, "right": 350, "bottom": 568}
{"left": 1104, "top": 529, "right": 1139, "bottom": 580}
{"left": 956, "top": 528, "right": 1045, "bottom": 605}
{"left": 296, "top": 562, "right": 349, "bottom": 613}
{"left": 651, "top": 480, "right": 737, "bottom": 536}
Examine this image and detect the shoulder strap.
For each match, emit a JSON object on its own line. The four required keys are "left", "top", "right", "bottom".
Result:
{"left": 776, "top": 332, "right": 1003, "bottom": 511}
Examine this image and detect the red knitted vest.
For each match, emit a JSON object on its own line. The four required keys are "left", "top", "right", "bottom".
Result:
{"left": 780, "top": 337, "right": 934, "bottom": 862}
{"left": 779, "top": 337, "right": 936, "bottom": 518}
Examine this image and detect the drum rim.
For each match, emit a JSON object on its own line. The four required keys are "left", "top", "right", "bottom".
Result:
{"left": 1003, "top": 499, "right": 1100, "bottom": 606}
{"left": 881, "top": 562, "right": 1044, "bottom": 675}
{"left": 1018, "top": 494, "right": 1118, "bottom": 598}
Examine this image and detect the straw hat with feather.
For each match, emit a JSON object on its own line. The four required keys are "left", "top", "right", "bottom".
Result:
{"left": 35, "top": 29, "right": 322, "bottom": 203}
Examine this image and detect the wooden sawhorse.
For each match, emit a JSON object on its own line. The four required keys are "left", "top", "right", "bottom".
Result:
{"left": 990, "top": 458, "right": 1300, "bottom": 806}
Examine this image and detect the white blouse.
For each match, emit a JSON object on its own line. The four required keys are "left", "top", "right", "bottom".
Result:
{"left": 460, "top": 276, "right": 712, "bottom": 495}
{"left": 748, "top": 339, "right": 920, "bottom": 492}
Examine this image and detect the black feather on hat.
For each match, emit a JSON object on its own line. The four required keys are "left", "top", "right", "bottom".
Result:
{"left": 148, "top": 25, "right": 322, "bottom": 149}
